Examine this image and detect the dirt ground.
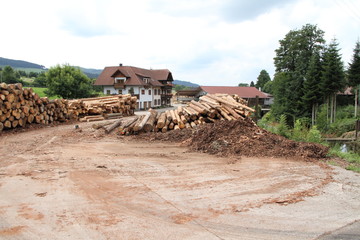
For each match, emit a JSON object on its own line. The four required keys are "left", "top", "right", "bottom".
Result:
{"left": 0, "top": 120, "right": 360, "bottom": 240}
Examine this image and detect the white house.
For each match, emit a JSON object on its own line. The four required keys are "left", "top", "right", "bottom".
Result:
{"left": 94, "top": 65, "right": 173, "bottom": 110}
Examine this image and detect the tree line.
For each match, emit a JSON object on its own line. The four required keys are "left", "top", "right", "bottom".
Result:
{"left": 0, "top": 64, "right": 100, "bottom": 99}
{"left": 0, "top": 66, "right": 40, "bottom": 84}
{"left": 250, "top": 24, "right": 360, "bottom": 127}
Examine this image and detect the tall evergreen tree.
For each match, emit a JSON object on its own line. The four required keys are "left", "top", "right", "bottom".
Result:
{"left": 273, "top": 24, "right": 325, "bottom": 121}
{"left": 348, "top": 40, "right": 360, "bottom": 87}
{"left": 302, "top": 51, "right": 323, "bottom": 124}
{"left": 321, "top": 39, "right": 345, "bottom": 123}
{"left": 250, "top": 81, "right": 255, "bottom": 87}
{"left": 348, "top": 40, "right": 360, "bottom": 117}
{"left": 255, "top": 70, "right": 271, "bottom": 90}
{"left": 272, "top": 72, "right": 292, "bottom": 118}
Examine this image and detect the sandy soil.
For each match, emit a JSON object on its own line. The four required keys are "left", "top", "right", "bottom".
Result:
{"left": 0, "top": 121, "right": 359, "bottom": 240}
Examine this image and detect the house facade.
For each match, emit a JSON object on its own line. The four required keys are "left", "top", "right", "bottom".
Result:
{"left": 94, "top": 65, "right": 173, "bottom": 110}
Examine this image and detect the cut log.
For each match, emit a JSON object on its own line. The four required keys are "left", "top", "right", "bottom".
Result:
{"left": 156, "top": 112, "right": 167, "bottom": 129}
{"left": 92, "top": 120, "right": 117, "bottom": 129}
{"left": 207, "top": 94, "right": 255, "bottom": 112}
{"left": 105, "top": 116, "right": 138, "bottom": 134}
{"left": 170, "top": 110, "right": 177, "bottom": 124}
{"left": 133, "top": 112, "right": 151, "bottom": 132}
{"left": 143, "top": 109, "right": 158, "bottom": 132}
{"left": 191, "top": 100, "right": 210, "bottom": 112}
{"left": 165, "top": 110, "right": 172, "bottom": 121}
{"left": 223, "top": 105, "right": 243, "bottom": 119}
{"left": 188, "top": 103, "right": 205, "bottom": 115}
{"left": 218, "top": 107, "right": 233, "bottom": 121}
{"left": 177, "top": 106, "right": 184, "bottom": 116}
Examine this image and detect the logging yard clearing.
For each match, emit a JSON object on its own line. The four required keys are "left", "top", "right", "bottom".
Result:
{"left": 1, "top": 118, "right": 360, "bottom": 240}
{"left": 1, "top": 83, "right": 360, "bottom": 239}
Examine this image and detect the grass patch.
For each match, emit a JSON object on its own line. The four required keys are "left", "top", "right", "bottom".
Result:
{"left": 328, "top": 144, "right": 360, "bottom": 173}
{"left": 24, "top": 87, "right": 60, "bottom": 100}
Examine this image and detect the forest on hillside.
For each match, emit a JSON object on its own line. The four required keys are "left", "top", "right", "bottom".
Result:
{"left": 0, "top": 57, "right": 46, "bottom": 69}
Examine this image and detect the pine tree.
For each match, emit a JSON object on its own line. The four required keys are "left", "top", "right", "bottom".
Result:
{"left": 273, "top": 24, "right": 326, "bottom": 121}
{"left": 321, "top": 39, "right": 345, "bottom": 123}
{"left": 255, "top": 70, "right": 271, "bottom": 90}
{"left": 348, "top": 40, "right": 360, "bottom": 117}
{"left": 302, "top": 51, "right": 323, "bottom": 125}
{"left": 250, "top": 81, "right": 255, "bottom": 87}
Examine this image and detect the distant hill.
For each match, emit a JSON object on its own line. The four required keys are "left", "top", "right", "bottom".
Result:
{"left": 173, "top": 80, "right": 199, "bottom": 88}
{"left": 1, "top": 57, "right": 199, "bottom": 85}
{"left": 0, "top": 57, "right": 46, "bottom": 70}
{"left": 75, "top": 67, "right": 102, "bottom": 79}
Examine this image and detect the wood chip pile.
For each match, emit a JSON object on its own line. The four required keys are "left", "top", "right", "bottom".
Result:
{"left": 118, "top": 94, "right": 255, "bottom": 135}
{"left": 0, "top": 83, "right": 136, "bottom": 132}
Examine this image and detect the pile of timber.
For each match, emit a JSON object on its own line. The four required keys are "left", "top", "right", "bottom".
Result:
{"left": 119, "top": 94, "right": 255, "bottom": 135}
{"left": 68, "top": 95, "right": 137, "bottom": 119}
{"left": 0, "top": 83, "right": 71, "bottom": 132}
{"left": 0, "top": 83, "right": 137, "bottom": 132}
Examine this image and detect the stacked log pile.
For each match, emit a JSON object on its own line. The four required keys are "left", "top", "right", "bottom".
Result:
{"left": 119, "top": 93, "right": 255, "bottom": 135}
{"left": 68, "top": 94, "right": 137, "bottom": 119}
{"left": 0, "top": 83, "right": 136, "bottom": 132}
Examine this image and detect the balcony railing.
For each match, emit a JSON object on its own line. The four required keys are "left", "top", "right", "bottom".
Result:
{"left": 114, "top": 83, "right": 125, "bottom": 89}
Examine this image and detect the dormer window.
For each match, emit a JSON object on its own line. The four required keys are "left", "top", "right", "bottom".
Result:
{"left": 115, "top": 77, "right": 126, "bottom": 84}
{"left": 143, "top": 78, "right": 150, "bottom": 84}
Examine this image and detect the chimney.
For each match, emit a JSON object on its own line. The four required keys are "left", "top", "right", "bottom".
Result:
{"left": 119, "top": 63, "right": 123, "bottom": 67}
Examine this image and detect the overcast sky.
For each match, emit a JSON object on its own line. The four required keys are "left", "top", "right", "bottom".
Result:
{"left": 1, "top": 0, "right": 359, "bottom": 86}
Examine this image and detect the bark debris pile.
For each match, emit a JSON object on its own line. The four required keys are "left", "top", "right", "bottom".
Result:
{"left": 146, "top": 118, "right": 329, "bottom": 160}
{"left": 0, "top": 83, "right": 136, "bottom": 132}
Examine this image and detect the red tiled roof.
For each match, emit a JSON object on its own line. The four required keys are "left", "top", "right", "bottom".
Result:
{"left": 94, "top": 66, "right": 173, "bottom": 86}
{"left": 200, "top": 86, "right": 268, "bottom": 98}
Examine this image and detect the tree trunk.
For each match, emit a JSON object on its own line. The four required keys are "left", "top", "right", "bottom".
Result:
{"left": 333, "top": 93, "right": 337, "bottom": 123}
{"left": 355, "top": 86, "right": 358, "bottom": 118}
{"left": 311, "top": 103, "right": 315, "bottom": 126}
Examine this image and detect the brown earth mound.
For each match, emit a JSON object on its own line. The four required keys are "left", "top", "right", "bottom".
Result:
{"left": 142, "top": 118, "right": 329, "bottom": 160}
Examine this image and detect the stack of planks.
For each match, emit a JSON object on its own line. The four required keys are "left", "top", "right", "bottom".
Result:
{"left": 0, "top": 83, "right": 137, "bottom": 132}
{"left": 119, "top": 93, "right": 255, "bottom": 135}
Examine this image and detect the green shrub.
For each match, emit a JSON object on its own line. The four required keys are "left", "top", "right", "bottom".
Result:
{"left": 258, "top": 111, "right": 277, "bottom": 133}
{"left": 291, "top": 119, "right": 309, "bottom": 141}
{"left": 328, "top": 118, "right": 357, "bottom": 136}
{"left": 277, "top": 114, "right": 290, "bottom": 137}
{"left": 306, "top": 125, "right": 322, "bottom": 143}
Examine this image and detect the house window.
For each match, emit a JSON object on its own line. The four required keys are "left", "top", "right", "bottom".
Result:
{"left": 118, "top": 90, "right": 122, "bottom": 94}
{"left": 143, "top": 78, "right": 149, "bottom": 84}
{"left": 106, "top": 90, "right": 111, "bottom": 95}
{"left": 115, "top": 77, "right": 126, "bottom": 84}
{"left": 148, "top": 89, "right": 151, "bottom": 95}
{"left": 141, "top": 89, "right": 145, "bottom": 95}
{"left": 154, "top": 89, "right": 157, "bottom": 95}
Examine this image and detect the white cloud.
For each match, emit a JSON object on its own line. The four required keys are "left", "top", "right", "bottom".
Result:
{"left": 0, "top": 0, "right": 359, "bottom": 86}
